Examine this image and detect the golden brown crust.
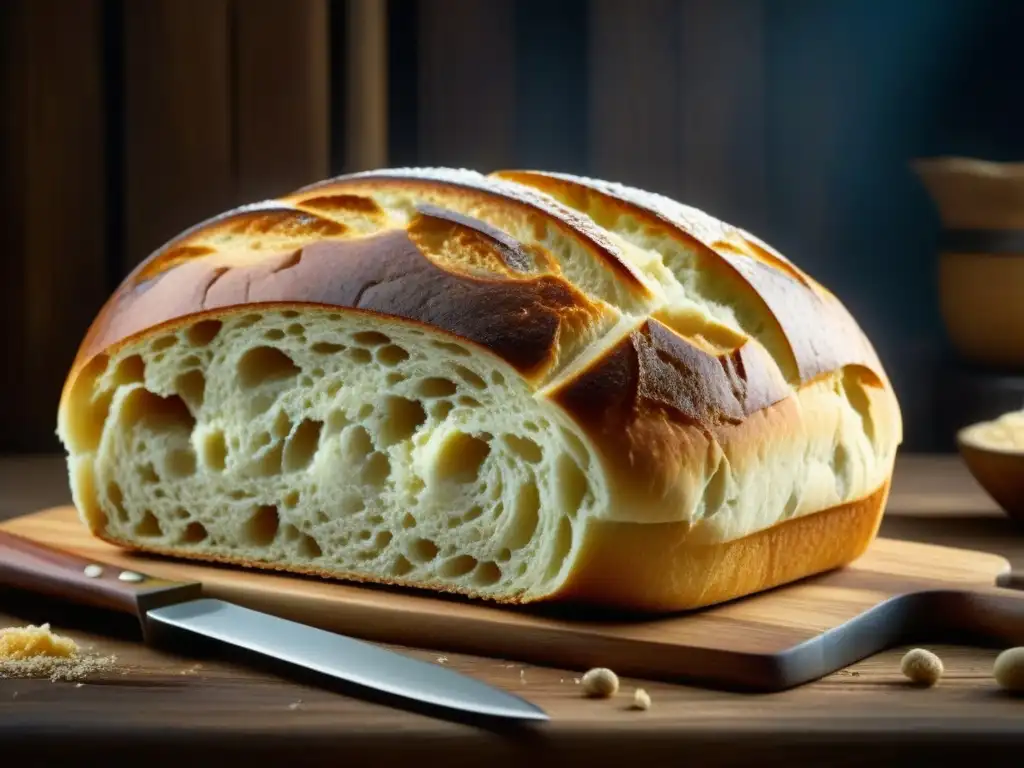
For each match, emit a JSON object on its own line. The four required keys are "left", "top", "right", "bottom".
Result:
{"left": 553, "top": 480, "right": 890, "bottom": 612}
{"left": 64, "top": 216, "right": 605, "bottom": 400}
{"left": 495, "top": 169, "right": 888, "bottom": 386}
{"left": 288, "top": 167, "right": 653, "bottom": 297}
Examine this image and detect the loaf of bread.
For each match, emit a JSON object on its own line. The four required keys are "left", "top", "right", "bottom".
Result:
{"left": 56, "top": 168, "right": 902, "bottom": 612}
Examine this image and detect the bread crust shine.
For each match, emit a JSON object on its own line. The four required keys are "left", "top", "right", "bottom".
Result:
{"left": 57, "top": 167, "right": 902, "bottom": 612}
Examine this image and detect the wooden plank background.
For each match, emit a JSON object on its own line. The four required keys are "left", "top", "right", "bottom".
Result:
{"left": 0, "top": 0, "right": 1002, "bottom": 455}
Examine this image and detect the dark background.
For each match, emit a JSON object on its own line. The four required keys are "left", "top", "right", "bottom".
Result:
{"left": 3, "top": 0, "right": 1023, "bottom": 455}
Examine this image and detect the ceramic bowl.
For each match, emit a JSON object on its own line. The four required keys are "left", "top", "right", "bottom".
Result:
{"left": 957, "top": 410, "right": 1024, "bottom": 524}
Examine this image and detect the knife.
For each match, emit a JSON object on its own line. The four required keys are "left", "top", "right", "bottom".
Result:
{"left": 0, "top": 530, "right": 548, "bottom": 723}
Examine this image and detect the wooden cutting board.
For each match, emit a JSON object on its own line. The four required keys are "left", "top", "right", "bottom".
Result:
{"left": 4, "top": 504, "right": 1024, "bottom": 692}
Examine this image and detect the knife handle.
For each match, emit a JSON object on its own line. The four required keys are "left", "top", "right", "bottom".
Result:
{"left": 0, "top": 530, "right": 202, "bottom": 620}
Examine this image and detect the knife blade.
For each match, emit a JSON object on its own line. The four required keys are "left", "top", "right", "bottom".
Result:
{"left": 0, "top": 530, "right": 547, "bottom": 723}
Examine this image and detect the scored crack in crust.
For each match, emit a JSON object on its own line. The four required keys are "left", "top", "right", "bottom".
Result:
{"left": 56, "top": 167, "right": 903, "bottom": 612}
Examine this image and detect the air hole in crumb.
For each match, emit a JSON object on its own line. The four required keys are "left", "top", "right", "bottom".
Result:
{"left": 264, "top": 328, "right": 285, "bottom": 341}
{"left": 377, "top": 344, "right": 409, "bottom": 367}
{"left": 271, "top": 410, "right": 293, "bottom": 439}
{"left": 357, "top": 403, "right": 374, "bottom": 420}
{"left": 237, "top": 346, "right": 300, "bottom": 389}
{"left": 326, "top": 410, "right": 350, "bottom": 435}
{"left": 200, "top": 430, "right": 227, "bottom": 470}
{"left": 497, "top": 547, "right": 512, "bottom": 562}
{"left": 246, "top": 392, "right": 277, "bottom": 417}
{"left": 457, "top": 396, "right": 481, "bottom": 408}
{"left": 503, "top": 480, "right": 540, "bottom": 551}
{"left": 164, "top": 447, "right": 197, "bottom": 478}
{"left": 312, "top": 341, "right": 344, "bottom": 354}
{"left": 347, "top": 348, "right": 372, "bottom": 364}
{"left": 472, "top": 561, "right": 502, "bottom": 586}
{"left": 312, "top": 368, "right": 324, "bottom": 378}
{"left": 491, "top": 371, "right": 506, "bottom": 386}
{"left": 353, "top": 331, "right": 390, "bottom": 347}
{"left": 344, "top": 425, "right": 374, "bottom": 461}
{"left": 283, "top": 419, "right": 323, "bottom": 472}
{"left": 434, "top": 432, "right": 490, "bottom": 484}
{"left": 361, "top": 452, "right": 391, "bottom": 485}
{"left": 187, "top": 319, "right": 222, "bottom": 347}
{"left": 379, "top": 397, "right": 427, "bottom": 446}
{"left": 135, "top": 510, "right": 162, "bottom": 538}
{"left": 281, "top": 310, "right": 299, "bottom": 319}
{"left": 286, "top": 323, "right": 305, "bottom": 337}
{"left": 110, "top": 355, "right": 145, "bottom": 388}
{"left": 417, "top": 378, "right": 457, "bottom": 398}
{"left": 253, "top": 442, "right": 284, "bottom": 477}
{"left": 401, "top": 512, "right": 417, "bottom": 529}
{"left": 171, "top": 508, "right": 189, "bottom": 520}
{"left": 236, "top": 314, "right": 262, "bottom": 328}
{"left": 546, "top": 516, "right": 573, "bottom": 580}
{"left": 228, "top": 489, "right": 248, "bottom": 500}
{"left": 386, "top": 372, "right": 406, "bottom": 386}
{"left": 371, "top": 531, "right": 393, "bottom": 550}
{"left": 391, "top": 556, "right": 414, "bottom": 576}
{"left": 408, "top": 538, "right": 438, "bottom": 563}
{"left": 524, "top": 421, "right": 540, "bottom": 433}
{"left": 453, "top": 365, "right": 486, "bottom": 390}
{"left": 298, "top": 534, "right": 322, "bottom": 558}
{"left": 242, "top": 505, "right": 279, "bottom": 547}
{"left": 181, "top": 521, "right": 208, "bottom": 544}
{"left": 107, "top": 482, "right": 127, "bottom": 520}
{"left": 151, "top": 335, "right": 177, "bottom": 351}
{"left": 439, "top": 555, "right": 477, "bottom": 579}
{"left": 556, "top": 455, "right": 589, "bottom": 518}
{"left": 283, "top": 490, "right": 300, "bottom": 508}
{"left": 174, "top": 369, "right": 206, "bottom": 412}
{"left": 463, "top": 505, "right": 484, "bottom": 523}
{"left": 503, "top": 434, "right": 543, "bottom": 463}
{"left": 137, "top": 463, "right": 159, "bottom": 484}
{"left": 253, "top": 432, "right": 272, "bottom": 450}
{"left": 431, "top": 340, "right": 471, "bottom": 357}
{"left": 430, "top": 400, "right": 454, "bottom": 420}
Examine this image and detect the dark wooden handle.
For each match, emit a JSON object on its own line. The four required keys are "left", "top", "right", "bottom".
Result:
{"left": 0, "top": 530, "right": 202, "bottom": 620}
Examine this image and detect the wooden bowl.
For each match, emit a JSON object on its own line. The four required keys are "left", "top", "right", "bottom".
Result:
{"left": 957, "top": 411, "right": 1024, "bottom": 524}
{"left": 939, "top": 253, "right": 1024, "bottom": 370}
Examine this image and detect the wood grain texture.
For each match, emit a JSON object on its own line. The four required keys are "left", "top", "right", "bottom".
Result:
{"left": 0, "top": 0, "right": 107, "bottom": 452}
{"left": 3, "top": 505, "right": 1022, "bottom": 692}
{"left": 588, "top": 0, "right": 679, "bottom": 195}
{"left": 418, "top": 0, "right": 516, "bottom": 169}
{"left": 123, "top": 0, "right": 233, "bottom": 270}
{"left": 2, "top": 455, "right": 1024, "bottom": 761}
{"left": 234, "top": 0, "right": 330, "bottom": 199}
{"left": 342, "top": 0, "right": 388, "bottom": 172}
{"left": 677, "top": 0, "right": 767, "bottom": 232}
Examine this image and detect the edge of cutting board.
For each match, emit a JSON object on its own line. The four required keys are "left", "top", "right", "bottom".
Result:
{"left": 2, "top": 505, "right": 1020, "bottom": 692}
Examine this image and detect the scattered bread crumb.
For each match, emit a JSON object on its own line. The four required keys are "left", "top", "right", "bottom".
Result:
{"left": 436, "top": 656, "right": 448, "bottom": 665}
{"left": 519, "top": 669, "right": 527, "bottom": 684}
{"left": 631, "top": 688, "right": 651, "bottom": 711}
{"left": 993, "top": 647, "right": 1024, "bottom": 692}
{"left": 0, "top": 623, "right": 117, "bottom": 683}
{"left": 580, "top": 667, "right": 619, "bottom": 698}
{"left": 0, "top": 623, "right": 78, "bottom": 660}
{"left": 288, "top": 700, "right": 303, "bottom": 710}
{"left": 900, "top": 648, "right": 943, "bottom": 686}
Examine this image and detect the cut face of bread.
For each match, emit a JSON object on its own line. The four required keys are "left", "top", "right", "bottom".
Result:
{"left": 62, "top": 307, "right": 600, "bottom": 599}
{"left": 57, "top": 167, "right": 902, "bottom": 611}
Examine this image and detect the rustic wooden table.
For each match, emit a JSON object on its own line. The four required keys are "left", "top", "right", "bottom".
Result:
{"left": 1, "top": 454, "right": 1022, "bottom": 766}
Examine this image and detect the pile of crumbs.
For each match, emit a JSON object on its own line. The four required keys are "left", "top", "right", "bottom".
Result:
{"left": 0, "top": 623, "right": 118, "bottom": 682}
